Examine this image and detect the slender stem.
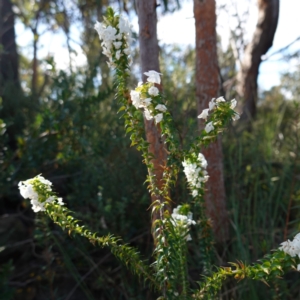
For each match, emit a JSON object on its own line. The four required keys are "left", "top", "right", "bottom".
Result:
{"left": 178, "top": 230, "right": 188, "bottom": 299}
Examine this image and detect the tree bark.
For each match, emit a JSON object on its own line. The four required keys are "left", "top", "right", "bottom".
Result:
{"left": 194, "top": 0, "right": 229, "bottom": 242}
{"left": 136, "top": 0, "right": 169, "bottom": 230}
{"left": 0, "top": 0, "right": 23, "bottom": 149}
{"left": 237, "top": 0, "right": 279, "bottom": 121}
{"left": 0, "top": 0, "right": 20, "bottom": 88}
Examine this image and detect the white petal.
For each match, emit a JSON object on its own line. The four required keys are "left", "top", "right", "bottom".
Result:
{"left": 209, "top": 98, "right": 216, "bottom": 110}
{"left": 140, "top": 98, "right": 152, "bottom": 107}
{"left": 232, "top": 113, "right": 240, "bottom": 121}
{"left": 155, "top": 104, "right": 167, "bottom": 112}
{"left": 216, "top": 96, "right": 225, "bottom": 103}
{"left": 144, "top": 70, "right": 162, "bottom": 84}
{"left": 154, "top": 113, "right": 163, "bottom": 124}
{"left": 230, "top": 98, "right": 237, "bottom": 109}
{"left": 197, "top": 108, "right": 209, "bottom": 120}
{"left": 205, "top": 122, "right": 214, "bottom": 133}
{"left": 113, "top": 41, "right": 122, "bottom": 49}
{"left": 144, "top": 109, "right": 153, "bottom": 120}
{"left": 148, "top": 86, "right": 159, "bottom": 96}
{"left": 130, "top": 90, "right": 141, "bottom": 109}
{"left": 115, "top": 50, "right": 121, "bottom": 60}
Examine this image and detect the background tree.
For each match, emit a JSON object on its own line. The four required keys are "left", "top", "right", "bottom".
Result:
{"left": 194, "top": 0, "right": 229, "bottom": 242}
{"left": 236, "top": 0, "right": 279, "bottom": 121}
{"left": 137, "top": 0, "right": 169, "bottom": 232}
{"left": 0, "top": 0, "right": 23, "bottom": 149}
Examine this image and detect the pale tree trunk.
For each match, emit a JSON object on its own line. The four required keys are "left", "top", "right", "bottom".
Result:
{"left": 31, "top": 27, "right": 38, "bottom": 97}
{"left": 237, "top": 0, "right": 279, "bottom": 121}
{"left": 194, "top": 0, "right": 229, "bottom": 242}
{"left": 136, "top": 0, "right": 169, "bottom": 230}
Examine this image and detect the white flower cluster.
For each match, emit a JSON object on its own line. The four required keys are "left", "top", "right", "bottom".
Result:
{"left": 94, "top": 15, "right": 132, "bottom": 67}
{"left": 18, "top": 175, "right": 64, "bottom": 213}
{"left": 171, "top": 205, "right": 196, "bottom": 241}
{"left": 182, "top": 153, "right": 209, "bottom": 198}
{"left": 198, "top": 97, "right": 240, "bottom": 133}
{"left": 279, "top": 233, "right": 300, "bottom": 260}
{"left": 279, "top": 233, "right": 300, "bottom": 271}
{"left": 130, "top": 70, "right": 167, "bottom": 124}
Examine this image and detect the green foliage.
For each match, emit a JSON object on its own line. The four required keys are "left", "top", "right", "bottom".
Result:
{"left": 195, "top": 251, "right": 299, "bottom": 299}
{"left": 0, "top": 260, "right": 15, "bottom": 300}
{"left": 44, "top": 201, "right": 157, "bottom": 288}
{"left": 220, "top": 91, "right": 300, "bottom": 298}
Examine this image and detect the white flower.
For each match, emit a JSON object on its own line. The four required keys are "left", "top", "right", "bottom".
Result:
{"left": 19, "top": 176, "right": 63, "bottom": 213}
{"left": 57, "top": 197, "right": 64, "bottom": 205}
{"left": 279, "top": 233, "right": 300, "bottom": 258}
{"left": 294, "top": 233, "right": 300, "bottom": 242}
{"left": 95, "top": 17, "right": 132, "bottom": 67}
{"left": 205, "top": 121, "right": 214, "bottom": 133}
{"left": 102, "top": 47, "right": 112, "bottom": 58}
{"left": 130, "top": 90, "right": 141, "bottom": 109}
{"left": 140, "top": 98, "right": 152, "bottom": 108}
{"left": 144, "top": 70, "right": 162, "bottom": 84}
{"left": 209, "top": 98, "right": 216, "bottom": 110}
{"left": 230, "top": 98, "right": 237, "bottom": 109}
{"left": 198, "top": 153, "right": 208, "bottom": 169}
{"left": 183, "top": 163, "right": 199, "bottom": 184}
{"left": 172, "top": 206, "right": 196, "bottom": 225}
{"left": 113, "top": 41, "right": 122, "bottom": 49}
{"left": 30, "top": 194, "right": 56, "bottom": 213}
{"left": 115, "top": 50, "right": 121, "bottom": 60}
{"left": 216, "top": 96, "right": 225, "bottom": 103}
{"left": 144, "top": 109, "right": 153, "bottom": 120}
{"left": 232, "top": 113, "right": 240, "bottom": 121}
{"left": 94, "top": 21, "right": 105, "bottom": 38}
{"left": 103, "top": 26, "right": 117, "bottom": 42}
{"left": 155, "top": 104, "right": 167, "bottom": 112}
{"left": 186, "top": 234, "right": 192, "bottom": 241}
{"left": 154, "top": 113, "right": 163, "bottom": 124}
{"left": 118, "top": 16, "right": 131, "bottom": 34}
{"left": 123, "top": 48, "right": 130, "bottom": 55}
{"left": 171, "top": 205, "right": 196, "bottom": 240}
{"left": 36, "top": 175, "right": 52, "bottom": 187}
{"left": 115, "top": 33, "right": 122, "bottom": 40}
{"left": 182, "top": 152, "right": 208, "bottom": 192}
{"left": 148, "top": 86, "right": 159, "bottom": 96}
{"left": 198, "top": 108, "right": 209, "bottom": 120}
{"left": 279, "top": 240, "right": 300, "bottom": 257}
{"left": 293, "top": 234, "right": 300, "bottom": 250}
{"left": 31, "top": 199, "right": 45, "bottom": 213}
{"left": 18, "top": 181, "right": 38, "bottom": 200}
{"left": 126, "top": 33, "right": 133, "bottom": 45}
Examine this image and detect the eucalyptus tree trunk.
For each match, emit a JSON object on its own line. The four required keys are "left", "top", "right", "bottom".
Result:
{"left": 237, "top": 0, "right": 279, "bottom": 121}
{"left": 0, "top": 0, "right": 23, "bottom": 149}
{"left": 136, "top": 0, "right": 169, "bottom": 231}
{"left": 194, "top": 0, "right": 229, "bottom": 242}
{"left": 0, "top": 0, "right": 19, "bottom": 85}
